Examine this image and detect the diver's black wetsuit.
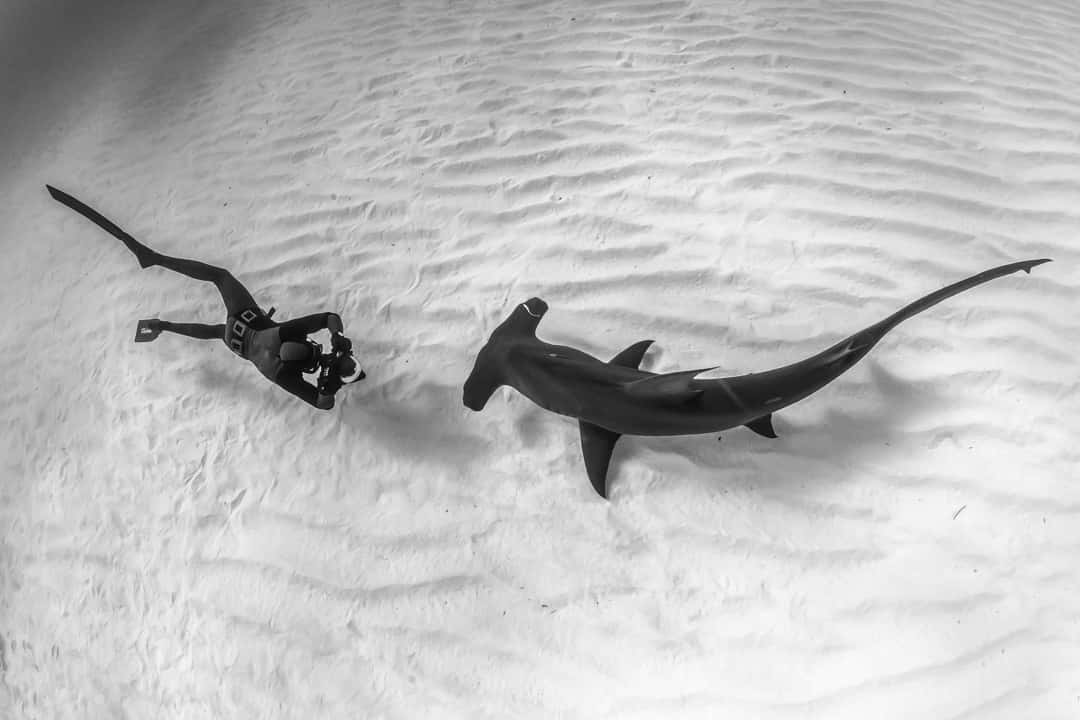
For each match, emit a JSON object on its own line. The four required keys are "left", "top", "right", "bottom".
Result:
{"left": 126, "top": 240, "right": 343, "bottom": 409}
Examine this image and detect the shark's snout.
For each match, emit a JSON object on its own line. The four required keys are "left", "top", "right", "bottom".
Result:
{"left": 520, "top": 297, "right": 548, "bottom": 318}
{"left": 464, "top": 298, "right": 549, "bottom": 412}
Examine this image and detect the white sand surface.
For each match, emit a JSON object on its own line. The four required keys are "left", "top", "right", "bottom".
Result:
{"left": 2, "top": 0, "right": 1078, "bottom": 717}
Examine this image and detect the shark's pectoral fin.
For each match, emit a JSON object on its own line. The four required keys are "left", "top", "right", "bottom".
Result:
{"left": 579, "top": 421, "right": 621, "bottom": 499}
{"left": 744, "top": 414, "right": 778, "bottom": 438}
{"left": 609, "top": 340, "right": 654, "bottom": 369}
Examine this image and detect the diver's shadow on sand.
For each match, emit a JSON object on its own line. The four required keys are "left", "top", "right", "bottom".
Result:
{"left": 192, "top": 362, "right": 265, "bottom": 402}
{"left": 623, "top": 361, "right": 943, "bottom": 494}
{"left": 192, "top": 361, "right": 488, "bottom": 465}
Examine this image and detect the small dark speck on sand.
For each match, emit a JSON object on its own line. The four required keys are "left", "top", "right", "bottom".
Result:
{"left": 953, "top": 504, "right": 967, "bottom": 520}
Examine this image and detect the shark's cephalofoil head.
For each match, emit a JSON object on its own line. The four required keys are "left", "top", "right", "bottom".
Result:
{"left": 462, "top": 298, "right": 548, "bottom": 411}
{"left": 463, "top": 341, "right": 502, "bottom": 410}
{"left": 497, "top": 297, "right": 547, "bottom": 337}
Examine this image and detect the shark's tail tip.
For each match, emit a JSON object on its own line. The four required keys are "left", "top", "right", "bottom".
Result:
{"left": 1023, "top": 258, "right": 1053, "bottom": 273}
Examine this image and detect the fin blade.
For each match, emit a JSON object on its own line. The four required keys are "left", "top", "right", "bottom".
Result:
{"left": 744, "top": 414, "right": 777, "bottom": 438}
{"left": 609, "top": 340, "right": 654, "bottom": 369}
{"left": 579, "top": 421, "right": 621, "bottom": 499}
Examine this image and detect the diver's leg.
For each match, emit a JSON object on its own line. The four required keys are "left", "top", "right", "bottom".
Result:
{"left": 135, "top": 319, "right": 225, "bottom": 343}
{"left": 160, "top": 321, "right": 226, "bottom": 340}
{"left": 146, "top": 251, "right": 260, "bottom": 316}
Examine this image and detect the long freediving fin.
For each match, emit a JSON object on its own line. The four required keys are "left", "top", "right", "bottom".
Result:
{"left": 46, "top": 184, "right": 157, "bottom": 268}
{"left": 609, "top": 340, "right": 654, "bottom": 369}
{"left": 744, "top": 414, "right": 777, "bottom": 438}
{"left": 134, "top": 319, "right": 162, "bottom": 343}
{"left": 579, "top": 421, "right": 621, "bottom": 499}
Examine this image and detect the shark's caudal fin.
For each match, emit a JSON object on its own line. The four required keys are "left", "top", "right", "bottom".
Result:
{"left": 867, "top": 258, "right": 1052, "bottom": 342}
{"left": 577, "top": 340, "right": 655, "bottom": 498}
{"left": 766, "top": 258, "right": 1055, "bottom": 403}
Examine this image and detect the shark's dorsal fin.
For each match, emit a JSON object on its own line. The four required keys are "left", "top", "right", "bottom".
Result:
{"left": 744, "top": 414, "right": 777, "bottom": 438}
{"left": 609, "top": 340, "right": 654, "bottom": 369}
{"left": 579, "top": 421, "right": 621, "bottom": 499}
{"left": 624, "top": 374, "right": 704, "bottom": 407}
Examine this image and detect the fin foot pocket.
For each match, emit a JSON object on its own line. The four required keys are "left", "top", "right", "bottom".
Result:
{"left": 134, "top": 319, "right": 162, "bottom": 343}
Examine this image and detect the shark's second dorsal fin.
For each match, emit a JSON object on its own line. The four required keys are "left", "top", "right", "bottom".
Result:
{"left": 579, "top": 421, "right": 621, "bottom": 499}
{"left": 744, "top": 414, "right": 777, "bottom": 438}
{"left": 609, "top": 340, "right": 654, "bottom": 369}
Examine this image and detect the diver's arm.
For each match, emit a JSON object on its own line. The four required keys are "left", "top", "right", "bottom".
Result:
{"left": 277, "top": 312, "right": 344, "bottom": 336}
{"left": 276, "top": 370, "right": 335, "bottom": 410}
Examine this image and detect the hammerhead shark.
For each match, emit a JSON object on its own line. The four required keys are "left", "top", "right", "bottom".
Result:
{"left": 463, "top": 259, "right": 1051, "bottom": 498}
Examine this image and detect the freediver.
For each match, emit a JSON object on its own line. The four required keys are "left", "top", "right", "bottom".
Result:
{"left": 47, "top": 185, "right": 365, "bottom": 410}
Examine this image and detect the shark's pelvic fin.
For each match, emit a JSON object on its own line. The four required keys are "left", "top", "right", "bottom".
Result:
{"left": 744, "top": 414, "right": 778, "bottom": 438}
{"left": 579, "top": 421, "right": 621, "bottom": 499}
{"left": 609, "top": 340, "right": 654, "bottom": 369}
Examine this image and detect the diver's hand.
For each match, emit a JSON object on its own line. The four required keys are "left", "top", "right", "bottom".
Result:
{"left": 331, "top": 333, "right": 352, "bottom": 353}
{"left": 327, "top": 313, "right": 344, "bottom": 335}
{"left": 319, "top": 373, "right": 344, "bottom": 396}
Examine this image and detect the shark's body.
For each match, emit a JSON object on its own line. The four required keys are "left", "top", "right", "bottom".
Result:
{"left": 463, "top": 259, "right": 1050, "bottom": 498}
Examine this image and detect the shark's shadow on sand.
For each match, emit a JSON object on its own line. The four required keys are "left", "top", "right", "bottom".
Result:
{"left": 336, "top": 379, "right": 491, "bottom": 467}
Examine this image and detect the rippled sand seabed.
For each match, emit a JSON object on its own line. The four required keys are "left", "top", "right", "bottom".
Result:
{"left": 1, "top": 0, "right": 1078, "bottom": 717}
